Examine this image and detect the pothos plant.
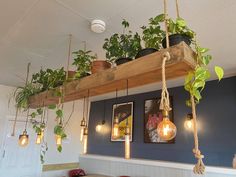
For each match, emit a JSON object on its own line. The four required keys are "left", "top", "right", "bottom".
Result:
{"left": 103, "top": 19, "right": 141, "bottom": 61}
{"left": 72, "top": 50, "right": 96, "bottom": 79}
{"left": 141, "top": 14, "right": 165, "bottom": 50}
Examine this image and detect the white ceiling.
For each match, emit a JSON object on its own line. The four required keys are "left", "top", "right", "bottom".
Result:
{"left": 0, "top": 0, "right": 236, "bottom": 87}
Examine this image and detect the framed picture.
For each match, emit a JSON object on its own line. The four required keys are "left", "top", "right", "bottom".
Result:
{"left": 111, "top": 102, "right": 133, "bottom": 142}
{"left": 144, "top": 97, "right": 174, "bottom": 143}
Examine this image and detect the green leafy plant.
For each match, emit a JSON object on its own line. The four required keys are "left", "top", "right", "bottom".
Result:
{"left": 141, "top": 14, "right": 165, "bottom": 49}
{"left": 103, "top": 19, "right": 141, "bottom": 61}
{"left": 167, "top": 17, "right": 195, "bottom": 39}
{"left": 14, "top": 83, "right": 41, "bottom": 110}
{"left": 72, "top": 50, "right": 96, "bottom": 78}
{"left": 184, "top": 41, "right": 224, "bottom": 105}
{"left": 32, "top": 67, "right": 66, "bottom": 91}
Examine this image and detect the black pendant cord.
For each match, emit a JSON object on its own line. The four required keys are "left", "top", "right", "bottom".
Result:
{"left": 126, "top": 79, "right": 129, "bottom": 126}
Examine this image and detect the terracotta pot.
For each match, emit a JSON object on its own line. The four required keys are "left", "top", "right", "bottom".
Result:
{"left": 67, "top": 71, "right": 76, "bottom": 79}
{"left": 91, "top": 60, "right": 111, "bottom": 74}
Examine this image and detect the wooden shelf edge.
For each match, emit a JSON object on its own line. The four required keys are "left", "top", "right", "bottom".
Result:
{"left": 29, "top": 42, "right": 196, "bottom": 108}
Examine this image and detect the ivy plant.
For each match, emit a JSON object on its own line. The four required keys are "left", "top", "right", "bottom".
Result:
{"left": 141, "top": 14, "right": 165, "bottom": 49}
{"left": 72, "top": 50, "right": 96, "bottom": 79}
{"left": 184, "top": 39, "right": 224, "bottom": 105}
{"left": 103, "top": 19, "right": 141, "bottom": 61}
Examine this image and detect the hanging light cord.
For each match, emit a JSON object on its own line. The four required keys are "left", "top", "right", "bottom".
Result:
{"left": 24, "top": 108, "right": 30, "bottom": 130}
{"left": 85, "top": 90, "right": 90, "bottom": 126}
{"left": 63, "top": 101, "right": 75, "bottom": 129}
{"left": 82, "top": 96, "right": 86, "bottom": 120}
{"left": 126, "top": 80, "right": 129, "bottom": 126}
{"left": 160, "top": 0, "right": 171, "bottom": 111}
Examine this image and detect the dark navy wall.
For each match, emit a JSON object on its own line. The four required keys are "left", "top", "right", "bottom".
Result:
{"left": 87, "top": 76, "right": 236, "bottom": 167}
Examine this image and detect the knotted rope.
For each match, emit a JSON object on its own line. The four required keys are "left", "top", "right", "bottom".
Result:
{"left": 191, "top": 95, "right": 205, "bottom": 174}
{"left": 159, "top": 52, "right": 171, "bottom": 111}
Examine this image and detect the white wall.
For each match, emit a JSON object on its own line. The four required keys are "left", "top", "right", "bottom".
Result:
{"left": 0, "top": 84, "right": 83, "bottom": 176}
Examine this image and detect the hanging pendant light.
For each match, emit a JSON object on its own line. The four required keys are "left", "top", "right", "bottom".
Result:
{"left": 184, "top": 113, "right": 193, "bottom": 131}
{"left": 80, "top": 97, "right": 86, "bottom": 142}
{"left": 19, "top": 109, "right": 30, "bottom": 147}
{"left": 55, "top": 134, "right": 62, "bottom": 146}
{"left": 19, "top": 130, "right": 29, "bottom": 147}
{"left": 125, "top": 126, "right": 130, "bottom": 159}
{"left": 157, "top": 110, "right": 177, "bottom": 141}
{"left": 36, "top": 132, "right": 42, "bottom": 145}
{"left": 83, "top": 126, "right": 88, "bottom": 154}
{"left": 112, "top": 89, "right": 119, "bottom": 138}
{"left": 95, "top": 100, "right": 106, "bottom": 133}
{"left": 124, "top": 80, "right": 130, "bottom": 159}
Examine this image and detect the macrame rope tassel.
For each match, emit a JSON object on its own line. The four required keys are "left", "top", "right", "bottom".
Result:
{"left": 191, "top": 95, "right": 205, "bottom": 174}
{"left": 159, "top": 52, "right": 171, "bottom": 111}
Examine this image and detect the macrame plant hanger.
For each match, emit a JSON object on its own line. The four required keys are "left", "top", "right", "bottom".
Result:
{"left": 174, "top": 0, "right": 205, "bottom": 174}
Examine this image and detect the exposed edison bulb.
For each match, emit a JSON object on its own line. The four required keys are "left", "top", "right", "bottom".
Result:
{"left": 157, "top": 110, "right": 177, "bottom": 141}
{"left": 112, "top": 117, "right": 119, "bottom": 138}
{"left": 36, "top": 133, "right": 42, "bottom": 145}
{"left": 83, "top": 127, "right": 88, "bottom": 154}
{"left": 18, "top": 130, "right": 29, "bottom": 147}
{"left": 184, "top": 113, "right": 193, "bottom": 131}
{"left": 55, "top": 135, "right": 62, "bottom": 146}
{"left": 40, "top": 130, "right": 44, "bottom": 139}
{"left": 80, "top": 127, "right": 85, "bottom": 142}
{"left": 125, "top": 127, "right": 130, "bottom": 159}
{"left": 96, "top": 120, "right": 105, "bottom": 133}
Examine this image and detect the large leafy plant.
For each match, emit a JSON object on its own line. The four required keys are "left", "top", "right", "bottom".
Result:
{"left": 72, "top": 50, "right": 96, "bottom": 78}
{"left": 32, "top": 67, "right": 66, "bottom": 91}
{"left": 141, "top": 14, "right": 165, "bottom": 49}
{"left": 103, "top": 19, "right": 141, "bottom": 61}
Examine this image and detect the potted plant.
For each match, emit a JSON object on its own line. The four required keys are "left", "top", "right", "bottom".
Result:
{"left": 91, "top": 54, "right": 112, "bottom": 74}
{"left": 103, "top": 19, "right": 141, "bottom": 65}
{"left": 72, "top": 50, "right": 96, "bottom": 78}
{"left": 162, "top": 17, "right": 195, "bottom": 48}
{"left": 137, "top": 14, "right": 165, "bottom": 58}
{"left": 32, "top": 67, "right": 66, "bottom": 91}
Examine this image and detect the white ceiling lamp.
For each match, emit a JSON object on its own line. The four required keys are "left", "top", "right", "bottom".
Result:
{"left": 91, "top": 19, "right": 106, "bottom": 33}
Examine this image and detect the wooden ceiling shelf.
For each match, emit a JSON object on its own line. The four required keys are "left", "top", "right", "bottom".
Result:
{"left": 29, "top": 42, "right": 196, "bottom": 108}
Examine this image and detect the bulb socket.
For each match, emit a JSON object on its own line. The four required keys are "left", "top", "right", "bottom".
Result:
{"left": 83, "top": 127, "right": 88, "bottom": 135}
{"left": 125, "top": 126, "right": 130, "bottom": 135}
{"left": 80, "top": 119, "right": 86, "bottom": 127}
{"left": 114, "top": 117, "right": 119, "bottom": 124}
{"left": 187, "top": 113, "right": 193, "bottom": 120}
{"left": 162, "top": 110, "right": 169, "bottom": 118}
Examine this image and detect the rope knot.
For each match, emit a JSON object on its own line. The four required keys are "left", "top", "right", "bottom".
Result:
{"left": 193, "top": 149, "right": 204, "bottom": 159}
{"left": 162, "top": 51, "right": 171, "bottom": 61}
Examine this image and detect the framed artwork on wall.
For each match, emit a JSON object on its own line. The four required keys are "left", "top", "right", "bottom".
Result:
{"left": 111, "top": 102, "right": 133, "bottom": 142}
{"left": 144, "top": 97, "right": 174, "bottom": 143}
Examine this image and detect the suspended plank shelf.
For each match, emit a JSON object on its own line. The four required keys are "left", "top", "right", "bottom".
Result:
{"left": 29, "top": 42, "right": 196, "bottom": 108}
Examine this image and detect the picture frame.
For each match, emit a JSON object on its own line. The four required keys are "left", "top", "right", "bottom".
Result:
{"left": 144, "top": 97, "right": 174, "bottom": 144}
{"left": 111, "top": 102, "right": 133, "bottom": 142}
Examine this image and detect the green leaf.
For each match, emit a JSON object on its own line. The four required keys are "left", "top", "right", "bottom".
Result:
{"left": 185, "top": 100, "right": 191, "bottom": 107}
{"left": 56, "top": 109, "right": 63, "bottom": 118}
{"left": 215, "top": 66, "right": 224, "bottom": 81}
{"left": 176, "top": 18, "right": 186, "bottom": 27}
{"left": 57, "top": 145, "right": 62, "bottom": 152}
{"left": 193, "top": 90, "right": 202, "bottom": 101}
{"left": 48, "top": 104, "right": 56, "bottom": 109}
{"left": 198, "top": 47, "right": 209, "bottom": 54}
{"left": 30, "top": 112, "right": 36, "bottom": 118}
{"left": 37, "top": 108, "right": 43, "bottom": 115}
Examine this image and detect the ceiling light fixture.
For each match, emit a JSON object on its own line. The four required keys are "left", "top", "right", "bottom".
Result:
{"left": 91, "top": 19, "right": 106, "bottom": 33}
{"left": 19, "top": 109, "right": 30, "bottom": 147}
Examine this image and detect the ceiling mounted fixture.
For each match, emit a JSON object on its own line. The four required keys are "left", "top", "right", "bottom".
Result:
{"left": 91, "top": 19, "right": 106, "bottom": 33}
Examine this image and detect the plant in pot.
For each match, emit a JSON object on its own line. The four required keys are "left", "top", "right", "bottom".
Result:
{"left": 137, "top": 14, "right": 165, "bottom": 58}
{"left": 91, "top": 54, "right": 112, "bottom": 74}
{"left": 162, "top": 17, "right": 195, "bottom": 48}
{"left": 103, "top": 19, "right": 141, "bottom": 65}
{"left": 72, "top": 50, "right": 96, "bottom": 78}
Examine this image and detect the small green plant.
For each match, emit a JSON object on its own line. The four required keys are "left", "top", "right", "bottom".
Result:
{"left": 184, "top": 41, "right": 224, "bottom": 105}
{"left": 103, "top": 19, "right": 141, "bottom": 61}
{"left": 167, "top": 17, "right": 195, "bottom": 39}
{"left": 14, "top": 83, "right": 40, "bottom": 110}
{"left": 32, "top": 67, "right": 66, "bottom": 91}
{"left": 141, "top": 14, "right": 165, "bottom": 49}
{"left": 72, "top": 50, "right": 96, "bottom": 78}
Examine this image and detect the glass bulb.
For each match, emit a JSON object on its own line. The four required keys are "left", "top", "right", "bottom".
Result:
{"left": 184, "top": 119, "right": 193, "bottom": 130}
{"left": 80, "top": 127, "right": 84, "bottom": 142}
{"left": 83, "top": 134, "right": 88, "bottom": 154}
{"left": 157, "top": 118, "right": 177, "bottom": 141}
{"left": 124, "top": 126, "right": 130, "bottom": 159}
{"left": 36, "top": 133, "right": 42, "bottom": 145}
{"left": 55, "top": 135, "right": 62, "bottom": 146}
{"left": 96, "top": 124, "right": 102, "bottom": 132}
{"left": 18, "top": 130, "right": 29, "bottom": 147}
{"left": 112, "top": 123, "right": 119, "bottom": 138}
{"left": 40, "top": 130, "right": 44, "bottom": 139}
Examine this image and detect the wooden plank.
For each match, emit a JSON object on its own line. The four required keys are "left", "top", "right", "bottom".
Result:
{"left": 42, "top": 162, "right": 79, "bottom": 171}
{"left": 29, "top": 42, "right": 196, "bottom": 108}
